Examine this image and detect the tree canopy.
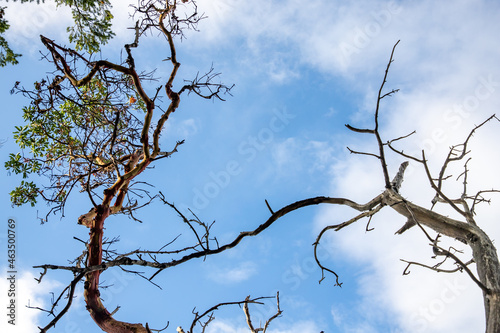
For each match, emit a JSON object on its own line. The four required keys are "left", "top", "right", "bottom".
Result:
{"left": 0, "top": 6, "right": 21, "bottom": 66}
{"left": 0, "top": 0, "right": 114, "bottom": 67}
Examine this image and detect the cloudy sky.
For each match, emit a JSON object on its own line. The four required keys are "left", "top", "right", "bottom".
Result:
{"left": 1, "top": 0, "right": 500, "bottom": 332}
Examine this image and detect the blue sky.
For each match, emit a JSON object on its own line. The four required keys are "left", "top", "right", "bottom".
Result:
{"left": 1, "top": 1, "right": 500, "bottom": 332}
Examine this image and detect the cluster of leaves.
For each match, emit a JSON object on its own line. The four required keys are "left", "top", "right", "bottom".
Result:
{"left": 0, "top": 6, "right": 21, "bottom": 66}
{"left": 8, "top": 180, "right": 39, "bottom": 206}
{"left": 0, "top": 0, "right": 114, "bottom": 67}
{"left": 56, "top": 0, "right": 115, "bottom": 53}
{"left": 6, "top": 75, "right": 146, "bottom": 214}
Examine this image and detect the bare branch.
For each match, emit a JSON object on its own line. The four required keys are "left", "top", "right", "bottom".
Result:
{"left": 265, "top": 199, "right": 275, "bottom": 214}
{"left": 401, "top": 238, "right": 489, "bottom": 295}
{"left": 422, "top": 150, "right": 467, "bottom": 217}
{"left": 436, "top": 115, "right": 499, "bottom": 194}
{"left": 37, "top": 272, "right": 86, "bottom": 333}
{"left": 313, "top": 202, "right": 385, "bottom": 286}
{"left": 188, "top": 296, "right": 273, "bottom": 333}
{"left": 345, "top": 124, "right": 374, "bottom": 134}
{"left": 243, "top": 293, "right": 282, "bottom": 333}
{"left": 262, "top": 292, "right": 282, "bottom": 333}
{"left": 344, "top": 40, "right": 400, "bottom": 189}
{"left": 471, "top": 190, "right": 500, "bottom": 215}
{"left": 346, "top": 146, "right": 381, "bottom": 159}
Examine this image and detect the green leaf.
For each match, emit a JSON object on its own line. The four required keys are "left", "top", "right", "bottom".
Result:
{"left": 10, "top": 181, "right": 39, "bottom": 207}
{"left": 56, "top": 0, "right": 115, "bottom": 53}
{"left": 0, "top": 7, "right": 21, "bottom": 67}
{"left": 0, "top": 1, "right": 115, "bottom": 66}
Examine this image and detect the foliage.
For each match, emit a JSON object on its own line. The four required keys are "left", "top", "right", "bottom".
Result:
{"left": 55, "top": 0, "right": 115, "bottom": 53}
{"left": 0, "top": 6, "right": 21, "bottom": 66}
{"left": 6, "top": 74, "right": 146, "bottom": 215}
{"left": 0, "top": 0, "right": 114, "bottom": 66}
{"left": 8, "top": 180, "right": 39, "bottom": 206}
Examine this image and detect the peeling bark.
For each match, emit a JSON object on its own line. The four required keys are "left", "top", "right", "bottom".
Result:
{"left": 84, "top": 205, "right": 149, "bottom": 333}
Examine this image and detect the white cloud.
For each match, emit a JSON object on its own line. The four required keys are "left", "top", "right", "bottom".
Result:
{"left": 265, "top": 57, "right": 300, "bottom": 84}
{"left": 205, "top": 319, "right": 322, "bottom": 333}
{"left": 3, "top": 0, "right": 137, "bottom": 56}
{"left": 314, "top": 101, "right": 498, "bottom": 331}
{"left": 271, "top": 138, "right": 298, "bottom": 172}
{"left": 0, "top": 269, "right": 62, "bottom": 332}
{"left": 207, "top": 261, "right": 258, "bottom": 284}
{"left": 314, "top": 102, "right": 499, "bottom": 331}
{"left": 298, "top": 1, "right": 500, "bottom": 331}
{"left": 191, "top": 0, "right": 404, "bottom": 78}
{"left": 109, "top": 0, "right": 139, "bottom": 41}
{"left": 271, "top": 138, "right": 340, "bottom": 179}
{"left": 3, "top": 1, "right": 72, "bottom": 55}
{"left": 192, "top": 0, "right": 500, "bottom": 99}
{"left": 205, "top": 321, "right": 248, "bottom": 333}
{"left": 167, "top": 118, "right": 199, "bottom": 139}
{"left": 267, "top": 320, "right": 323, "bottom": 333}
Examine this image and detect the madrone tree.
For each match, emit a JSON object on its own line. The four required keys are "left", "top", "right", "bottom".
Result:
{"left": 6, "top": 1, "right": 500, "bottom": 333}
{"left": 7, "top": 1, "right": 282, "bottom": 332}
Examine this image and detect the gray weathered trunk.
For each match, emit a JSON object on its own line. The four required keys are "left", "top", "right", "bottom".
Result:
{"left": 469, "top": 229, "right": 500, "bottom": 333}
{"left": 383, "top": 189, "right": 500, "bottom": 332}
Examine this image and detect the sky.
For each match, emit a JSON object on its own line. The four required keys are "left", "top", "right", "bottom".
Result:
{"left": 1, "top": 0, "right": 500, "bottom": 332}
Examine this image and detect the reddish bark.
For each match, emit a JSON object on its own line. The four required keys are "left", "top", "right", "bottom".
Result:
{"left": 83, "top": 163, "right": 152, "bottom": 332}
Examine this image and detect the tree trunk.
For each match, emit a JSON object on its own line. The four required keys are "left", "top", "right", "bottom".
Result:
{"left": 485, "top": 293, "right": 500, "bottom": 333}
{"left": 383, "top": 189, "right": 500, "bottom": 332}
{"left": 84, "top": 204, "right": 148, "bottom": 333}
{"left": 469, "top": 229, "right": 500, "bottom": 333}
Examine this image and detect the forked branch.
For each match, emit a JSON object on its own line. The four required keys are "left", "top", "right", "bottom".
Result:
{"left": 346, "top": 40, "right": 401, "bottom": 188}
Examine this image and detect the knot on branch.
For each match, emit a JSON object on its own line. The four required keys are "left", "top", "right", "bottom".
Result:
{"left": 166, "top": 84, "right": 180, "bottom": 105}
{"left": 78, "top": 207, "right": 97, "bottom": 228}
{"left": 118, "top": 257, "right": 133, "bottom": 265}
